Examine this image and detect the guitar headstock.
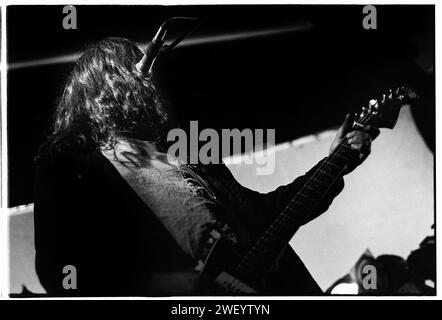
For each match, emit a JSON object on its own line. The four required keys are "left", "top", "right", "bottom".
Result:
{"left": 354, "top": 86, "right": 419, "bottom": 129}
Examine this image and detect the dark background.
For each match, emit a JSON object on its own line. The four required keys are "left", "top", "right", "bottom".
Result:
{"left": 7, "top": 5, "right": 435, "bottom": 207}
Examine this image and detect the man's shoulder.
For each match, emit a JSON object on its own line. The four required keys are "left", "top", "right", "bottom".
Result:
{"left": 37, "top": 145, "right": 104, "bottom": 170}
{"left": 34, "top": 145, "right": 112, "bottom": 194}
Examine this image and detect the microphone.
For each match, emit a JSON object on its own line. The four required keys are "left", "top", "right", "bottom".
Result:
{"left": 136, "top": 17, "right": 201, "bottom": 77}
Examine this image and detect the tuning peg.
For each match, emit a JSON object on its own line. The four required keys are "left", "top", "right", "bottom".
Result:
{"left": 369, "top": 99, "right": 379, "bottom": 113}
{"left": 388, "top": 89, "right": 394, "bottom": 100}
{"left": 394, "top": 87, "right": 404, "bottom": 100}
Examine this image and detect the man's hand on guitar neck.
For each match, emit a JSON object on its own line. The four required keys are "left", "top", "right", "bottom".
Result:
{"left": 329, "top": 113, "right": 380, "bottom": 175}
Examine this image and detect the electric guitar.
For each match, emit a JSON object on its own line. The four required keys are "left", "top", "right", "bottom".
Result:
{"left": 198, "top": 86, "right": 419, "bottom": 294}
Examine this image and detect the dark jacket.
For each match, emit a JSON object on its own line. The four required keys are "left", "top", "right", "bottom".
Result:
{"left": 34, "top": 148, "right": 344, "bottom": 296}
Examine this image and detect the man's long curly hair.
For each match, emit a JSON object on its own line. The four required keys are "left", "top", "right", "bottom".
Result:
{"left": 40, "top": 37, "right": 167, "bottom": 158}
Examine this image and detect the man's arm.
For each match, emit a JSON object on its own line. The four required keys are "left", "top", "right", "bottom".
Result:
{"left": 235, "top": 114, "right": 379, "bottom": 228}
{"left": 239, "top": 158, "right": 345, "bottom": 228}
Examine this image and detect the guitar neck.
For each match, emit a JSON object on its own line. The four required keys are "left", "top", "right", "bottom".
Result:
{"left": 234, "top": 137, "right": 360, "bottom": 279}
{"left": 230, "top": 85, "right": 415, "bottom": 285}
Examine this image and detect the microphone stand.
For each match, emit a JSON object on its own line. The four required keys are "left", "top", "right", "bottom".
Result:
{"left": 136, "top": 17, "right": 202, "bottom": 77}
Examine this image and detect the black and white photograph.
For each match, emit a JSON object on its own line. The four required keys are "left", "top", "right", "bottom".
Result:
{"left": 3, "top": 3, "right": 436, "bottom": 300}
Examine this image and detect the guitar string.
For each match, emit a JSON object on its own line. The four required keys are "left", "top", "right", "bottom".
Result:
{"left": 235, "top": 112, "right": 374, "bottom": 275}
{"left": 234, "top": 110, "right": 377, "bottom": 276}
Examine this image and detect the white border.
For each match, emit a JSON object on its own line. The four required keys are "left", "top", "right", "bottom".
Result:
{"left": 1, "top": 1, "right": 8, "bottom": 300}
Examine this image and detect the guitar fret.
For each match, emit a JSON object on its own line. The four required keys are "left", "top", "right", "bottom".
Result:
{"left": 247, "top": 244, "right": 272, "bottom": 262}
{"left": 287, "top": 200, "right": 310, "bottom": 213}
{"left": 297, "top": 191, "right": 316, "bottom": 202}
{"left": 268, "top": 224, "right": 283, "bottom": 234}
{"left": 272, "top": 218, "right": 289, "bottom": 229}
{"left": 325, "top": 160, "right": 342, "bottom": 170}
{"left": 341, "top": 143, "right": 355, "bottom": 152}
{"left": 277, "top": 214, "right": 297, "bottom": 227}
{"left": 311, "top": 177, "right": 328, "bottom": 187}
{"left": 249, "top": 246, "right": 264, "bottom": 255}
{"left": 262, "top": 232, "right": 274, "bottom": 240}
{"left": 277, "top": 216, "right": 291, "bottom": 228}
{"left": 318, "top": 168, "right": 335, "bottom": 179}
{"left": 333, "top": 152, "right": 349, "bottom": 163}
{"left": 305, "top": 184, "right": 321, "bottom": 193}
{"left": 245, "top": 249, "right": 265, "bottom": 264}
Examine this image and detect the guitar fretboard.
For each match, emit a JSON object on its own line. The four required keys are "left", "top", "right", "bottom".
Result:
{"left": 234, "top": 138, "right": 360, "bottom": 280}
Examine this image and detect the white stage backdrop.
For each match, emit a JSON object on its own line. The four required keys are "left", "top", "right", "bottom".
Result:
{"left": 226, "top": 105, "right": 434, "bottom": 291}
